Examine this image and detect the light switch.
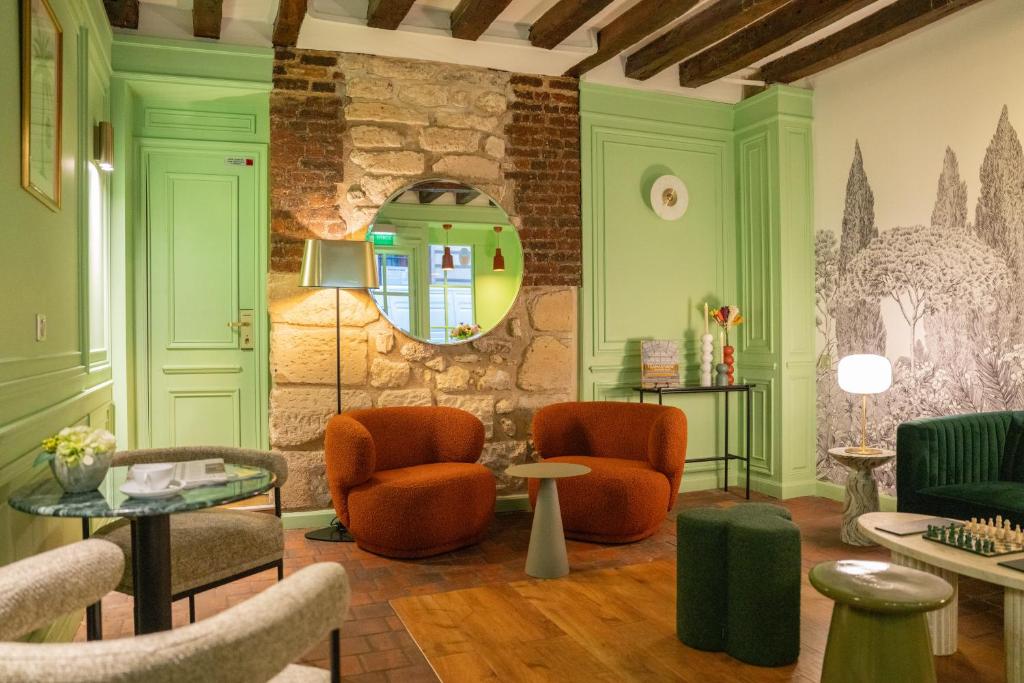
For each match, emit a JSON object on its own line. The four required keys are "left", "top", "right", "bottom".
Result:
{"left": 35, "top": 314, "right": 47, "bottom": 342}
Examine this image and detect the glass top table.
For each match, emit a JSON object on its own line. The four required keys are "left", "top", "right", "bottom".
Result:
{"left": 7, "top": 463, "right": 276, "bottom": 635}
{"left": 8, "top": 464, "right": 276, "bottom": 519}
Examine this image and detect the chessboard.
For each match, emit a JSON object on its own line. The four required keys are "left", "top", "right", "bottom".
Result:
{"left": 923, "top": 517, "right": 1024, "bottom": 558}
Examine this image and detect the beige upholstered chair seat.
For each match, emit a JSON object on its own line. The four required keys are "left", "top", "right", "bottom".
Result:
{"left": 93, "top": 509, "right": 284, "bottom": 595}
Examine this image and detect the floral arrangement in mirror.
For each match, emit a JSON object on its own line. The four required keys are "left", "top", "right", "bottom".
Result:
{"left": 34, "top": 426, "right": 117, "bottom": 493}
{"left": 451, "top": 323, "right": 482, "bottom": 341}
{"left": 710, "top": 305, "right": 744, "bottom": 385}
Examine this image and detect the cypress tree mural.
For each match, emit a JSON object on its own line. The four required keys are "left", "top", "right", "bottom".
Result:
{"left": 836, "top": 141, "right": 886, "bottom": 357}
{"left": 931, "top": 147, "right": 968, "bottom": 231}
{"left": 816, "top": 106, "right": 1024, "bottom": 495}
{"left": 975, "top": 106, "right": 1024, "bottom": 282}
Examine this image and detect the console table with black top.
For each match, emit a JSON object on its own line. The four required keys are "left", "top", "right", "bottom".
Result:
{"left": 633, "top": 384, "right": 755, "bottom": 499}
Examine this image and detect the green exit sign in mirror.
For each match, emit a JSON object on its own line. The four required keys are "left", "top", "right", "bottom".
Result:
{"left": 370, "top": 233, "right": 395, "bottom": 246}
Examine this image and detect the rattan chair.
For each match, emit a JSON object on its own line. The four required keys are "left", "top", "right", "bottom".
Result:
{"left": 0, "top": 539, "right": 348, "bottom": 682}
{"left": 91, "top": 446, "right": 288, "bottom": 633}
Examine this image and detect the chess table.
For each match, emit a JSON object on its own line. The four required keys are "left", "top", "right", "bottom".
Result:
{"left": 859, "top": 512, "right": 1024, "bottom": 683}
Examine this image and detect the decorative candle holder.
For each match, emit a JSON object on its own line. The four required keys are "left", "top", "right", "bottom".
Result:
{"left": 700, "top": 333, "right": 714, "bottom": 387}
{"left": 715, "top": 363, "right": 730, "bottom": 387}
{"left": 723, "top": 345, "right": 735, "bottom": 385}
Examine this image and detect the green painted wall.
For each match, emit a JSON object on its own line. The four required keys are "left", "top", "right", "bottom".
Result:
{"left": 580, "top": 83, "right": 816, "bottom": 498}
{"left": 0, "top": 0, "right": 114, "bottom": 641}
{"left": 734, "top": 86, "right": 817, "bottom": 499}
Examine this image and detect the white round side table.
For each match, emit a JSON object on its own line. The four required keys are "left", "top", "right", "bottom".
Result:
{"left": 828, "top": 447, "right": 896, "bottom": 546}
{"left": 506, "top": 462, "right": 591, "bottom": 579}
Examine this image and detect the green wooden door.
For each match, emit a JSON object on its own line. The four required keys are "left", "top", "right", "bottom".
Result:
{"left": 144, "top": 149, "right": 261, "bottom": 448}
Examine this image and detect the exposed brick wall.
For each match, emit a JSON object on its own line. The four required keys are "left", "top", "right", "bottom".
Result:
{"left": 507, "top": 75, "right": 582, "bottom": 288}
{"left": 269, "top": 50, "right": 582, "bottom": 284}
{"left": 267, "top": 50, "right": 582, "bottom": 509}
{"left": 270, "top": 49, "right": 346, "bottom": 272}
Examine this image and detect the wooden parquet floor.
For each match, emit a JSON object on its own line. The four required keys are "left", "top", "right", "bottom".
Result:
{"left": 76, "top": 490, "right": 1006, "bottom": 682}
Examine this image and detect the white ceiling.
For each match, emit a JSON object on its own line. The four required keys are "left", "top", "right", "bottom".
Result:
{"left": 130, "top": 0, "right": 948, "bottom": 104}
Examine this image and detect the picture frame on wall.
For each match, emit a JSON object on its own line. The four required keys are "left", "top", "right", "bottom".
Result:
{"left": 21, "top": 0, "right": 63, "bottom": 211}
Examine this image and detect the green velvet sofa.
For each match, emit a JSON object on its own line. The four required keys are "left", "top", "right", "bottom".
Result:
{"left": 897, "top": 411, "right": 1024, "bottom": 522}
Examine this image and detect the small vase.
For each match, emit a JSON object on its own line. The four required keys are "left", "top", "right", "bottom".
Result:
{"left": 715, "top": 363, "right": 730, "bottom": 387}
{"left": 50, "top": 451, "right": 114, "bottom": 494}
{"left": 723, "top": 345, "right": 736, "bottom": 385}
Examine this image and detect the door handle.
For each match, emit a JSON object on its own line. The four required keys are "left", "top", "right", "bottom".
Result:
{"left": 227, "top": 310, "right": 254, "bottom": 350}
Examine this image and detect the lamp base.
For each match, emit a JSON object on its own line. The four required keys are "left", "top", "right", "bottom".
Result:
{"left": 304, "top": 518, "right": 355, "bottom": 543}
{"left": 844, "top": 446, "right": 883, "bottom": 456}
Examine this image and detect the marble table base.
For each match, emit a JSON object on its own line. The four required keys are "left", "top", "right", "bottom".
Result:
{"left": 829, "top": 448, "right": 895, "bottom": 547}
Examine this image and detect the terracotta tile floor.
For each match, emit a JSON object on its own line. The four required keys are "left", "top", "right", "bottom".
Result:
{"left": 74, "top": 490, "right": 1006, "bottom": 682}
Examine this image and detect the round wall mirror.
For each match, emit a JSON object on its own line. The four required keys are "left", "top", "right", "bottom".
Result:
{"left": 366, "top": 180, "right": 523, "bottom": 345}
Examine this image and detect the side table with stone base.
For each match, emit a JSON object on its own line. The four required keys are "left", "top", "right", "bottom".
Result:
{"left": 828, "top": 448, "right": 895, "bottom": 546}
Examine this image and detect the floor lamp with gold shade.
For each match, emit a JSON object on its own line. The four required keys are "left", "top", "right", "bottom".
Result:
{"left": 299, "top": 238, "right": 379, "bottom": 542}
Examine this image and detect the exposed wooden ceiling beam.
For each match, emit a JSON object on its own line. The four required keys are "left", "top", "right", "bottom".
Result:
{"left": 451, "top": 0, "right": 516, "bottom": 41}
{"left": 530, "top": 0, "right": 615, "bottom": 50}
{"left": 418, "top": 190, "right": 446, "bottom": 204}
{"left": 678, "top": 0, "right": 875, "bottom": 88}
{"left": 758, "top": 0, "right": 984, "bottom": 83}
{"left": 102, "top": 0, "right": 139, "bottom": 29}
{"left": 273, "top": 0, "right": 309, "bottom": 47}
{"left": 624, "top": 0, "right": 791, "bottom": 81}
{"left": 456, "top": 190, "right": 481, "bottom": 205}
{"left": 193, "top": 0, "right": 223, "bottom": 39}
{"left": 367, "top": 0, "right": 418, "bottom": 30}
{"left": 565, "top": 0, "right": 702, "bottom": 78}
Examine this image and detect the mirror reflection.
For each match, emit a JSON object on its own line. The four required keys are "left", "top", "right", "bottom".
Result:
{"left": 367, "top": 180, "right": 523, "bottom": 345}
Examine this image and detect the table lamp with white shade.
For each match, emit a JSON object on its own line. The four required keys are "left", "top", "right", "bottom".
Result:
{"left": 837, "top": 354, "right": 892, "bottom": 455}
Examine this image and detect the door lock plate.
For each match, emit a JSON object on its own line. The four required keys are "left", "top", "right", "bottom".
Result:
{"left": 228, "top": 310, "right": 255, "bottom": 350}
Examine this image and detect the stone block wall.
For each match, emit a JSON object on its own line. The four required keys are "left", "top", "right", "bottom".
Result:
{"left": 269, "top": 50, "right": 582, "bottom": 510}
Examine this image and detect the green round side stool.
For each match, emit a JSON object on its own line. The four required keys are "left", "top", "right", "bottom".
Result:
{"left": 810, "top": 560, "right": 954, "bottom": 683}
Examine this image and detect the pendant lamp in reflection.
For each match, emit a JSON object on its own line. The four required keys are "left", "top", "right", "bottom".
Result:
{"left": 441, "top": 223, "right": 454, "bottom": 271}
{"left": 493, "top": 226, "right": 505, "bottom": 272}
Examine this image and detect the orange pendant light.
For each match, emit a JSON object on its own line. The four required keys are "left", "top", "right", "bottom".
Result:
{"left": 441, "top": 223, "right": 454, "bottom": 271}
{"left": 492, "top": 225, "right": 505, "bottom": 271}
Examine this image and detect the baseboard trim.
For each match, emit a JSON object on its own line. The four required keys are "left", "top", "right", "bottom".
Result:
{"left": 816, "top": 480, "right": 898, "bottom": 511}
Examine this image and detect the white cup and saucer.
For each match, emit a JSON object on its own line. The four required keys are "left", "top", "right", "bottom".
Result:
{"left": 119, "top": 463, "right": 184, "bottom": 500}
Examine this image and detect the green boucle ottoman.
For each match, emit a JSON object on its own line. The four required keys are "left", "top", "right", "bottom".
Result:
{"left": 676, "top": 503, "right": 801, "bottom": 667}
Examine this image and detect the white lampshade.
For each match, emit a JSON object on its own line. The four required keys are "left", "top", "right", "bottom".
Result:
{"left": 837, "top": 354, "right": 892, "bottom": 395}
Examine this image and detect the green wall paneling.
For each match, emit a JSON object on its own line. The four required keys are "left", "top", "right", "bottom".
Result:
{"left": 109, "top": 36, "right": 271, "bottom": 451}
{"left": 1, "top": 0, "right": 115, "bottom": 642}
{"left": 581, "top": 83, "right": 815, "bottom": 498}
{"left": 580, "top": 83, "right": 739, "bottom": 489}
{"left": 734, "top": 86, "right": 816, "bottom": 498}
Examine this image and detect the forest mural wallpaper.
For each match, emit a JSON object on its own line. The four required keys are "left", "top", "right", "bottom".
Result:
{"left": 817, "top": 105, "right": 1024, "bottom": 494}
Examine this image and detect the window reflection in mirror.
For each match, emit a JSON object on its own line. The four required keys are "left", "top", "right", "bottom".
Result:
{"left": 367, "top": 180, "right": 523, "bottom": 345}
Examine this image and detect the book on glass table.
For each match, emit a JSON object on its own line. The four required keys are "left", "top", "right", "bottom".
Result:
{"left": 172, "top": 459, "right": 264, "bottom": 489}
{"left": 875, "top": 517, "right": 963, "bottom": 536}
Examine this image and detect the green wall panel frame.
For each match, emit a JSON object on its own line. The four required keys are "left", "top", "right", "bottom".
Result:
{"left": 109, "top": 35, "right": 271, "bottom": 451}
{"left": 734, "top": 86, "right": 817, "bottom": 498}
{"left": 581, "top": 83, "right": 816, "bottom": 498}
{"left": 0, "top": 0, "right": 114, "bottom": 642}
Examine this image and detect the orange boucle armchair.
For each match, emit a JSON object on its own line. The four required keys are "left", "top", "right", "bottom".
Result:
{"left": 529, "top": 401, "right": 687, "bottom": 544}
{"left": 324, "top": 406, "right": 495, "bottom": 558}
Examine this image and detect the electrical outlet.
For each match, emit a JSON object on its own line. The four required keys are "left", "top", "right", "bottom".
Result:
{"left": 35, "top": 314, "right": 47, "bottom": 342}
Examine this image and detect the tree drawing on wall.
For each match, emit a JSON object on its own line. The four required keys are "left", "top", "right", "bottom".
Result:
{"left": 844, "top": 226, "right": 1010, "bottom": 374}
{"left": 931, "top": 147, "right": 969, "bottom": 230}
{"left": 975, "top": 106, "right": 1024, "bottom": 283}
{"left": 836, "top": 141, "right": 886, "bottom": 358}
{"left": 817, "top": 105, "right": 1024, "bottom": 496}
